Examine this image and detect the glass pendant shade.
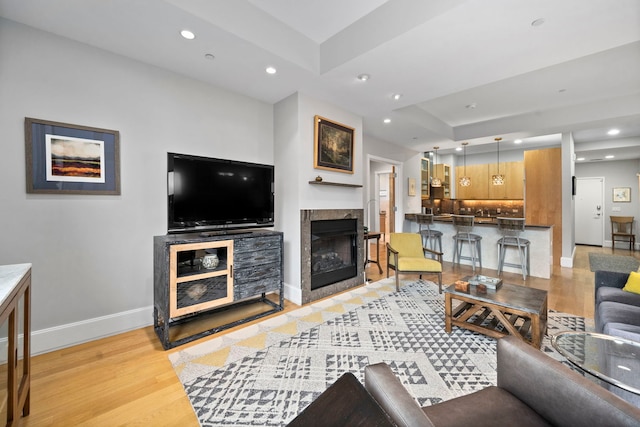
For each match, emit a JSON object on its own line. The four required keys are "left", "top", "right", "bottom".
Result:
{"left": 459, "top": 142, "right": 471, "bottom": 187}
{"left": 492, "top": 174, "right": 505, "bottom": 185}
{"left": 492, "top": 137, "right": 504, "bottom": 186}
{"left": 431, "top": 146, "right": 442, "bottom": 187}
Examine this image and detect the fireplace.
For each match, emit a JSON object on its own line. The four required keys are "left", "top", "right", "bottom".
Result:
{"left": 301, "top": 209, "right": 364, "bottom": 304}
{"left": 311, "top": 219, "right": 358, "bottom": 290}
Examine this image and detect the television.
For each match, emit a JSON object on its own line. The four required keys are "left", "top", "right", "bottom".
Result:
{"left": 167, "top": 153, "right": 274, "bottom": 234}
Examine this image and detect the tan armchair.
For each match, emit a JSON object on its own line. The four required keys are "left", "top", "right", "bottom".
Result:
{"left": 386, "top": 233, "right": 443, "bottom": 293}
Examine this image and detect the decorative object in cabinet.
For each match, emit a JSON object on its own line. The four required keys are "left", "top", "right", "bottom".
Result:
{"left": 154, "top": 230, "right": 284, "bottom": 349}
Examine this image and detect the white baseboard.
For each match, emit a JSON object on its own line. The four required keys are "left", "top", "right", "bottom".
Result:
{"left": 31, "top": 305, "right": 153, "bottom": 356}
{"left": 283, "top": 282, "right": 302, "bottom": 306}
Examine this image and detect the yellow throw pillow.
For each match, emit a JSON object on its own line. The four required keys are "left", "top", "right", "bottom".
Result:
{"left": 623, "top": 271, "right": 640, "bottom": 294}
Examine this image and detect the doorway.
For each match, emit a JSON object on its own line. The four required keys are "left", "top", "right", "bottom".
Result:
{"left": 575, "top": 177, "right": 604, "bottom": 246}
{"left": 368, "top": 157, "right": 401, "bottom": 238}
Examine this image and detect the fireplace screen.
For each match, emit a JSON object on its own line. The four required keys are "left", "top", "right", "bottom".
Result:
{"left": 311, "top": 219, "right": 358, "bottom": 290}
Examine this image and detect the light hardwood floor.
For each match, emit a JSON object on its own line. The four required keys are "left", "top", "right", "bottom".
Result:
{"left": 21, "top": 244, "right": 639, "bottom": 426}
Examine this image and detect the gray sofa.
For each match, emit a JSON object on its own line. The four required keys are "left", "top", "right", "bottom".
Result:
{"left": 364, "top": 336, "right": 640, "bottom": 427}
{"left": 594, "top": 270, "right": 640, "bottom": 341}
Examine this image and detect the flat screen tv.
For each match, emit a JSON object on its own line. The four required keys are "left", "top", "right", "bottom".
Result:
{"left": 167, "top": 153, "right": 274, "bottom": 234}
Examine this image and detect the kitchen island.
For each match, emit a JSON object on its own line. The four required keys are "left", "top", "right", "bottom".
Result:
{"left": 405, "top": 214, "right": 553, "bottom": 279}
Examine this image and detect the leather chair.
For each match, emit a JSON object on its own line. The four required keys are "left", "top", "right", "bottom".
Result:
{"left": 364, "top": 336, "right": 640, "bottom": 427}
{"left": 386, "top": 233, "right": 443, "bottom": 293}
{"left": 611, "top": 216, "right": 635, "bottom": 251}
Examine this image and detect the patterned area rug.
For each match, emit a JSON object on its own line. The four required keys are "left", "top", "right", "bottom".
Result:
{"left": 589, "top": 252, "right": 639, "bottom": 273}
{"left": 169, "top": 278, "right": 593, "bottom": 426}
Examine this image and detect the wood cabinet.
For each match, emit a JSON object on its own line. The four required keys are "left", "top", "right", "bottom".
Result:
{"left": 420, "top": 157, "right": 430, "bottom": 199}
{"left": 432, "top": 164, "right": 451, "bottom": 199}
{"left": 488, "top": 161, "right": 524, "bottom": 199}
{"left": 154, "top": 230, "right": 284, "bottom": 349}
{"left": 456, "top": 163, "right": 489, "bottom": 199}
{"left": 456, "top": 161, "right": 523, "bottom": 199}
{"left": 525, "top": 148, "right": 562, "bottom": 265}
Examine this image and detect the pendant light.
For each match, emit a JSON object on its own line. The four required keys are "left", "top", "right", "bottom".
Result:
{"left": 459, "top": 142, "right": 471, "bottom": 187}
{"left": 431, "top": 146, "right": 442, "bottom": 187}
{"left": 492, "top": 137, "right": 505, "bottom": 185}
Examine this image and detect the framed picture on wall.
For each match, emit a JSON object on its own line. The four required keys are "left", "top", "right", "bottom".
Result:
{"left": 313, "top": 115, "right": 354, "bottom": 174}
{"left": 612, "top": 187, "right": 631, "bottom": 202}
{"left": 25, "top": 117, "right": 120, "bottom": 195}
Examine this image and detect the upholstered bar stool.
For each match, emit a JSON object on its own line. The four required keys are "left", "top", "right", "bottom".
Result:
{"left": 416, "top": 214, "right": 443, "bottom": 254}
{"left": 451, "top": 215, "right": 482, "bottom": 272}
{"left": 497, "top": 217, "right": 530, "bottom": 280}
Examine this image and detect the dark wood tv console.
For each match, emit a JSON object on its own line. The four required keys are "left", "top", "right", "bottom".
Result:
{"left": 153, "top": 229, "right": 284, "bottom": 349}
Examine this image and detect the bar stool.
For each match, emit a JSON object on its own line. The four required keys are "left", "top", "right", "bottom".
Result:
{"left": 452, "top": 215, "right": 482, "bottom": 272}
{"left": 416, "top": 214, "right": 443, "bottom": 254}
{"left": 497, "top": 217, "right": 530, "bottom": 280}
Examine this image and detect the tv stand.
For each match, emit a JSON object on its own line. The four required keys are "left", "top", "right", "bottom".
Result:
{"left": 153, "top": 229, "right": 284, "bottom": 349}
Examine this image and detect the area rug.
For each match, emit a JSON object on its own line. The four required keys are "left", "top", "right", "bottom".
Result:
{"left": 588, "top": 252, "right": 639, "bottom": 273}
{"left": 170, "top": 278, "right": 592, "bottom": 427}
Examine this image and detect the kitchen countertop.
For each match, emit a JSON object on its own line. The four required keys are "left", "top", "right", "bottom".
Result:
{"left": 405, "top": 213, "right": 552, "bottom": 228}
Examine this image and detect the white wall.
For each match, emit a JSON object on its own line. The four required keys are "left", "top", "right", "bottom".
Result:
{"left": 0, "top": 19, "right": 274, "bottom": 354}
{"left": 274, "top": 92, "right": 364, "bottom": 305}
{"left": 576, "top": 158, "right": 640, "bottom": 243}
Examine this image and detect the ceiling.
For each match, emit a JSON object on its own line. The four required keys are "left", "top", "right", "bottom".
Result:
{"left": 2, "top": 0, "right": 640, "bottom": 162}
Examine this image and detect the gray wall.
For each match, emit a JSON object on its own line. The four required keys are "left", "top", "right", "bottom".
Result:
{"left": 0, "top": 19, "right": 273, "bottom": 353}
{"left": 576, "top": 158, "right": 640, "bottom": 242}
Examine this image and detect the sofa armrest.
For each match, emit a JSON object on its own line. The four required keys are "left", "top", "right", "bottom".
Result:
{"left": 364, "top": 363, "right": 435, "bottom": 427}
{"left": 497, "top": 336, "right": 640, "bottom": 427}
{"left": 595, "top": 270, "right": 630, "bottom": 292}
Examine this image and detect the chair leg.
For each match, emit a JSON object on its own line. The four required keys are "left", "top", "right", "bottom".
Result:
{"left": 437, "top": 273, "right": 442, "bottom": 294}
{"left": 395, "top": 272, "right": 399, "bottom": 292}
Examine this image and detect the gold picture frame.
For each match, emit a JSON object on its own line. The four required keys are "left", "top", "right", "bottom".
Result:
{"left": 613, "top": 187, "right": 631, "bottom": 202}
{"left": 313, "top": 115, "right": 354, "bottom": 174}
{"left": 408, "top": 178, "right": 416, "bottom": 196}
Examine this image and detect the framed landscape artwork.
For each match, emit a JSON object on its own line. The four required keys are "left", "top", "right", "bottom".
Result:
{"left": 613, "top": 187, "right": 631, "bottom": 202}
{"left": 25, "top": 117, "right": 120, "bottom": 195}
{"left": 313, "top": 115, "right": 354, "bottom": 174}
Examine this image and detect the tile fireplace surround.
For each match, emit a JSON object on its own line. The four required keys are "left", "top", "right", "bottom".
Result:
{"left": 300, "top": 209, "right": 364, "bottom": 305}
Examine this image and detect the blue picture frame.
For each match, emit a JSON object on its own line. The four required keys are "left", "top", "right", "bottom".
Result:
{"left": 25, "top": 117, "right": 120, "bottom": 195}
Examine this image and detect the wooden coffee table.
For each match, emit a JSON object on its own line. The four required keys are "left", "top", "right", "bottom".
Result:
{"left": 444, "top": 281, "right": 548, "bottom": 348}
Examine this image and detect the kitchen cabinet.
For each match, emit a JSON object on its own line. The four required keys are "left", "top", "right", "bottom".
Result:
{"left": 431, "top": 164, "right": 451, "bottom": 199}
{"left": 420, "top": 158, "right": 430, "bottom": 199}
{"left": 456, "top": 164, "right": 489, "bottom": 199}
{"left": 488, "top": 161, "right": 524, "bottom": 199}
{"left": 456, "top": 161, "right": 523, "bottom": 199}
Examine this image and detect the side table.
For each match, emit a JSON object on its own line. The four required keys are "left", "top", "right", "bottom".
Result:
{"left": 0, "top": 264, "right": 32, "bottom": 426}
{"left": 364, "top": 232, "right": 383, "bottom": 274}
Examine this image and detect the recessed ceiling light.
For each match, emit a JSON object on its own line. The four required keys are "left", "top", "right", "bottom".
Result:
{"left": 204, "top": 53, "right": 215, "bottom": 61}
{"left": 465, "top": 103, "right": 477, "bottom": 109}
{"left": 531, "top": 18, "right": 545, "bottom": 27}
{"left": 392, "top": 93, "right": 402, "bottom": 100}
{"left": 383, "top": 118, "right": 391, "bottom": 124}
{"left": 180, "top": 29, "right": 196, "bottom": 40}
{"left": 265, "top": 66, "right": 277, "bottom": 74}
{"left": 607, "top": 129, "right": 620, "bottom": 135}
{"left": 357, "top": 74, "right": 370, "bottom": 81}
{"left": 576, "top": 157, "right": 585, "bottom": 161}
{"left": 605, "top": 155, "right": 615, "bottom": 159}
{"left": 455, "top": 147, "right": 462, "bottom": 152}
{"left": 514, "top": 139, "right": 523, "bottom": 144}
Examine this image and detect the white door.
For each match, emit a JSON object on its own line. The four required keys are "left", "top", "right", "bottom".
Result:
{"left": 575, "top": 177, "right": 604, "bottom": 246}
